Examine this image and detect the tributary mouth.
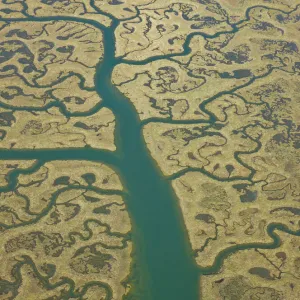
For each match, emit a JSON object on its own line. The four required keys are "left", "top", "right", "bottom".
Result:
{"left": 92, "top": 13, "right": 300, "bottom": 300}
{"left": 94, "top": 23, "right": 200, "bottom": 300}
{"left": 0, "top": 15, "right": 199, "bottom": 300}
{"left": 2, "top": 4, "right": 300, "bottom": 299}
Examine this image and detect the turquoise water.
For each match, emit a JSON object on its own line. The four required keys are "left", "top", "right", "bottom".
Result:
{"left": 1, "top": 15, "right": 199, "bottom": 300}
{"left": 2, "top": 5, "right": 300, "bottom": 299}
{"left": 95, "top": 19, "right": 200, "bottom": 300}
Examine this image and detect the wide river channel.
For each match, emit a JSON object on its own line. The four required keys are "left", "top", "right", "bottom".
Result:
{"left": 2, "top": 8, "right": 300, "bottom": 300}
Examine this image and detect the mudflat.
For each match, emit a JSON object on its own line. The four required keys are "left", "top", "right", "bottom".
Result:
{"left": 0, "top": 1, "right": 299, "bottom": 299}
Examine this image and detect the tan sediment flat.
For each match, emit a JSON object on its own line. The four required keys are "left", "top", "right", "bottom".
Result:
{"left": 114, "top": 1, "right": 231, "bottom": 60}
{"left": 172, "top": 170, "right": 299, "bottom": 268}
{"left": 112, "top": 58, "right": 249, "bottom": 121}
{"left": 143, "top": 107, "right": 259, "bottom": 177}
{"left": 51, "top": 76, "right": 103, "bottom": 114}
{"left": 0, "top": 20, "right": 105, "bottom": 114}
{"left": 0, "top": 160, "right": 123, "bottom": 225}
{"left": 133, "top": 3, "right": 300, "bottom": 298}
{"left": 0, "top": 160, "right": 131, "bottom": 300}
{"left": 0, "top": 160, "right": 36, "bottom": 187}
{"left": 166, "top": 60, "right": 300, "bottom": 269}
{"left": 113, "top": 3, "right": 300, "bottom": 122}
{"left": 218, "top": 0, "right": 299, "bottom": 23}
{"left": 0, "top": 19, "right": 116, "bottom": 151}
{"left": 0, "top": 6, "right": 130, "bottom": 299}
{"left": 0, "top": 74, "right": 103, "bottom": 112}
{"left": 0, "top": 1, "right": 300, "bottom": 299}
{"left": 201, "top": 231, "right": 300, "bottom": 299}
{"left": 0, "top": 21, "right": 104, "bottom": 87}
{"left": 0, "top": 0, "right": 112, "bottom": 26}
{"left": 0, "top": 106, "right": 116, "bottom": 151}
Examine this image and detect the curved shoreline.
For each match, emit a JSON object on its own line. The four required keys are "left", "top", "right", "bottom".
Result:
{"left": 95, "top": 20, "right": 200, "bottom": 300}
{"left": 1, "top": 3, "right": 299, "bottom": 298}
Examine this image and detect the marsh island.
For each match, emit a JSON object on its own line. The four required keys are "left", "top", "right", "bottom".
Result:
{"left": 0, "top": 1, "right": 299, "bottom": 299}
